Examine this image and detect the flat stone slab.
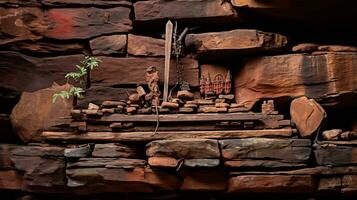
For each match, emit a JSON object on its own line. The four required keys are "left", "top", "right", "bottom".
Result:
{"left": 146, "top": 139, "right": 220, "bottom": 159}
{"left": 186, "top": 29, "right": 288, "bottom": 55}
{"left": 219, "top": 138, "right": 311, "bottom": 165}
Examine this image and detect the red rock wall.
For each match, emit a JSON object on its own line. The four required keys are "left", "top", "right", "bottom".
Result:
{"left": 1, "top": 0, "right": 357, "bottom": 199}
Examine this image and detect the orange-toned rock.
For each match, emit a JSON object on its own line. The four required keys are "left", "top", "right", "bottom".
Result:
{"left": 290, "top": 96, "right": 326, "bottom": 138}
{"left": 0, "top": 170, "right": 23, "bottom": 190}
{"left": 90, "top": 35, "right": 127, "bottom": 56}
{"left": 342, "top": 175, "right": 357, "bottom": 195}
{"left": 10, "top": 83, "right": 73, "bottom": 142}
{"left": 318, "top": 45, "right": 357, "bottom": 52}
{"left": 92, "top": 57, "right": 199, "bottom": 87}
{"left": 186, "top": 29, "right": 288, "bottom": 55}
{"left": 180, "top": 170, "right": 226, "bottom": 191}
{"left": 128, "top": 34, "right": 165, "bottom": 56}
{"left": 292, "top": 43, "right": 319, "bottom": 52}
{"left": 228, "top": 175, "right": 316, "bottom": 193}
{"left": 234, "top": 53, "right": 357, "bottom": 109}
{"left": 41, "top": 0, "right": 132, "bottom": 7}
{"left": 44, "top": 8, "right": 132, "bottom": 40}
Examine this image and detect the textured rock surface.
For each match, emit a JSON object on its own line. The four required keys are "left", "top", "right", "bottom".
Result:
{"left": 220, "top": 138, "right": 311, "bottom": 166}
{"left": 91, "top": 57, "right": 199, "bottom": 87}
{"left": 146, "top": 139, "right": 220, "bottom": 159}
{"left": 10, "top": 83, "right": 73, "bottom": 142}
{"left": 228, "top": 175, "right": 315, "bottom": 193}
{"left": 134, "top": 0, "right": 237, "bottom": 24}
{"left": 314, "top": 144, "right": 357, "bottom": 166}
{"left": 186, "top": 29, "right": 288, "bottom": 55}
{"left": 290, "top": 96, "right": 326, "bottom": 138}
{"left": 90, "top": 35, "right": 127, "bottom": 56}
{"left": 0, "top": 52, "right": 82, "bottom": 92}
{"left": 127, "top": 34, "right": 165, "bottom": 56}
{"left": 234, "top": 53, "right": 357, "bottom": 109}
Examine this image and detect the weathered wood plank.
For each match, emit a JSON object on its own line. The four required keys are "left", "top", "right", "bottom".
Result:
{"left": 101, "top": 113, "right": 283, "bottom": 122}
{"left": 42, "top": 128, "right": 294, "bottom": 142}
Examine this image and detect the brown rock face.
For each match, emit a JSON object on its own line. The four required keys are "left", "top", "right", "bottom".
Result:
{"left": 92, "top": 57, "right": 199, "bottom": 87}
{"left": 90, "top": 35, "right": 127, "bottom": 56}
{"left": 10, "top": 83, "right": 73, "bottom": 142}
{"left": 146, "top": 139, "right": 220, "bottom": 159}
{"left": 0, "top": 170, "right": 23, "bottom": 190}
{"left": 40, "top": 0, "right": 132, "bottom": 7}
{"left": 3, "top": 41, "right": 85, "bottom": 56}
{"left": 0, "top": 7, "right": 132, "bottom": 42}
{"left": 186, "top": 29, "right": 288, "bottom": 56}
{"left": 228, "top": 175, "right": 316, "bottom": 193}
{"left": 128, "top": 34, "right": 165, "bottom": 56}
{"left": 234, "top": 53, "right": 357, "bottom": 109}
{"left": 92, "top": 143, "right": 142, "bottom": 158}
{"left": 314, "top": 144, "right": 357, "bottom": 166}
{"left": 220, "top": 138, "right": 311, "bottom": 167}
{"left": 134, "top": 0, "right": 237, "bottom": 24}
{"left": 0, "top": 52, "right": 82, "bottom": 92}
{"left": 0, "top": 8, "right": 43, "bottom": 45}
{"left": 44, "top": 8, "right": 132, "bottom": 40}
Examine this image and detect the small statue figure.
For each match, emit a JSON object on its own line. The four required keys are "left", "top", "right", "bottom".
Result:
{"left": 204, "top": 73, "right": 213, "bottom": 95}
{"left": 145, "top": 66, "right": 161, "bottom": 106}
{"left": 224, "top": 70, "right": 232, "bottom": 94}
{"left": 213, "top": 74, "right": 224, "bottom": 95}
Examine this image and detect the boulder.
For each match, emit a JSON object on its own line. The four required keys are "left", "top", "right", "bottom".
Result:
{"left": 10, "top": 83, "right": 73, "bottom": 142}
{"left": 228, "top": 175, "right": 316, "bottom": 193}
{"left": 234, "top": 53, "right": 357, "bottom": 109}
{"left": 146, "top": 139, "right": 220, "bottom": 159}
{"left": 127, "top": 34, "right": 165, "bottom": 56}
{"left": 92, "top": 57, "right": 199, "bottom": 87}
{"left": 90, "top": 35, "right": 127, "bottom": 56}
{"left": 290, "top": 96, "right": 327, "bottom": 138}
{"left": 186, "top": 29, "right": 288, "bottom": 56}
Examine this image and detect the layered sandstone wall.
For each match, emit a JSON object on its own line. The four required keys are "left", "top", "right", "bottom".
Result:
{"left": 1, "top": 0, "right": 357, "bottom": 200}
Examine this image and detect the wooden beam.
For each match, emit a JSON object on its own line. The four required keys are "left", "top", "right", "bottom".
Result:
{"left": 42, "top": 128, "right": 294, "bottom": 142}
{"left": 100, "top": 113, "right": 284, "bottom": 122}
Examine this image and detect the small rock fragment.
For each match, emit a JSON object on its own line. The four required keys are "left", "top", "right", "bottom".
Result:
{"left": 218, "top": 94, "right": 235, "bottom": 101}
{"left": 322, "top": 129, "right": 343, "bottom": 141}
{"left": 126, "top": 107, "right": 137, "bottom": 114}
{"left": 215, "top": 103, "right": 229, "bottom": 108}
{"left": 340, "top": 131, "right": 357, "bottom": 140}
{"left": 215, "top": 98, "right": 226, "bottom": 103}
{"left": 128, "top": 93, "right": 140, "bottom": 104}
{"left": 177, "top": 90, "right": 194, "bottom": 100}
{"left": 292, "top": 43, "right": 319, "bottom": 52}
{"left": 179, "top": 107, "right": 194, "bottom": 113}
{"left": 102, "top": 108, "right": 115, "bottom": 114}
{"left": 197, "top": 99, "right": 214, "bottom": 105}
{"left": 102, "top": 101, "right": 124, "bottom": 108}
{"left": 161, "top": 102, "right": 179, "bottom": 109}
{"left": 184, "top": 104, "right": 198, "bottom": 108}
{"left": 110, "top": 122, "right": 122, "bottom": 129}
{"left": 228, "top": 107, "right": 249, "bottom": 113}
{"left": 88, "top": 103, "right": 99, "bottom": 110}
{"left": 137, "top": 108, "right": 152, "bottom": 114}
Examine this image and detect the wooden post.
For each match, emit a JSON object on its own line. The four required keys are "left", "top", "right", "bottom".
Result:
{"left": 163, "top": 20, "right": 173, "bottom": 102}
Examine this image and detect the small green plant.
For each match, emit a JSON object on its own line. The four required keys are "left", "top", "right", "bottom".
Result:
{"left": 52, "top": 56, "right": 102, "bottom": 104}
